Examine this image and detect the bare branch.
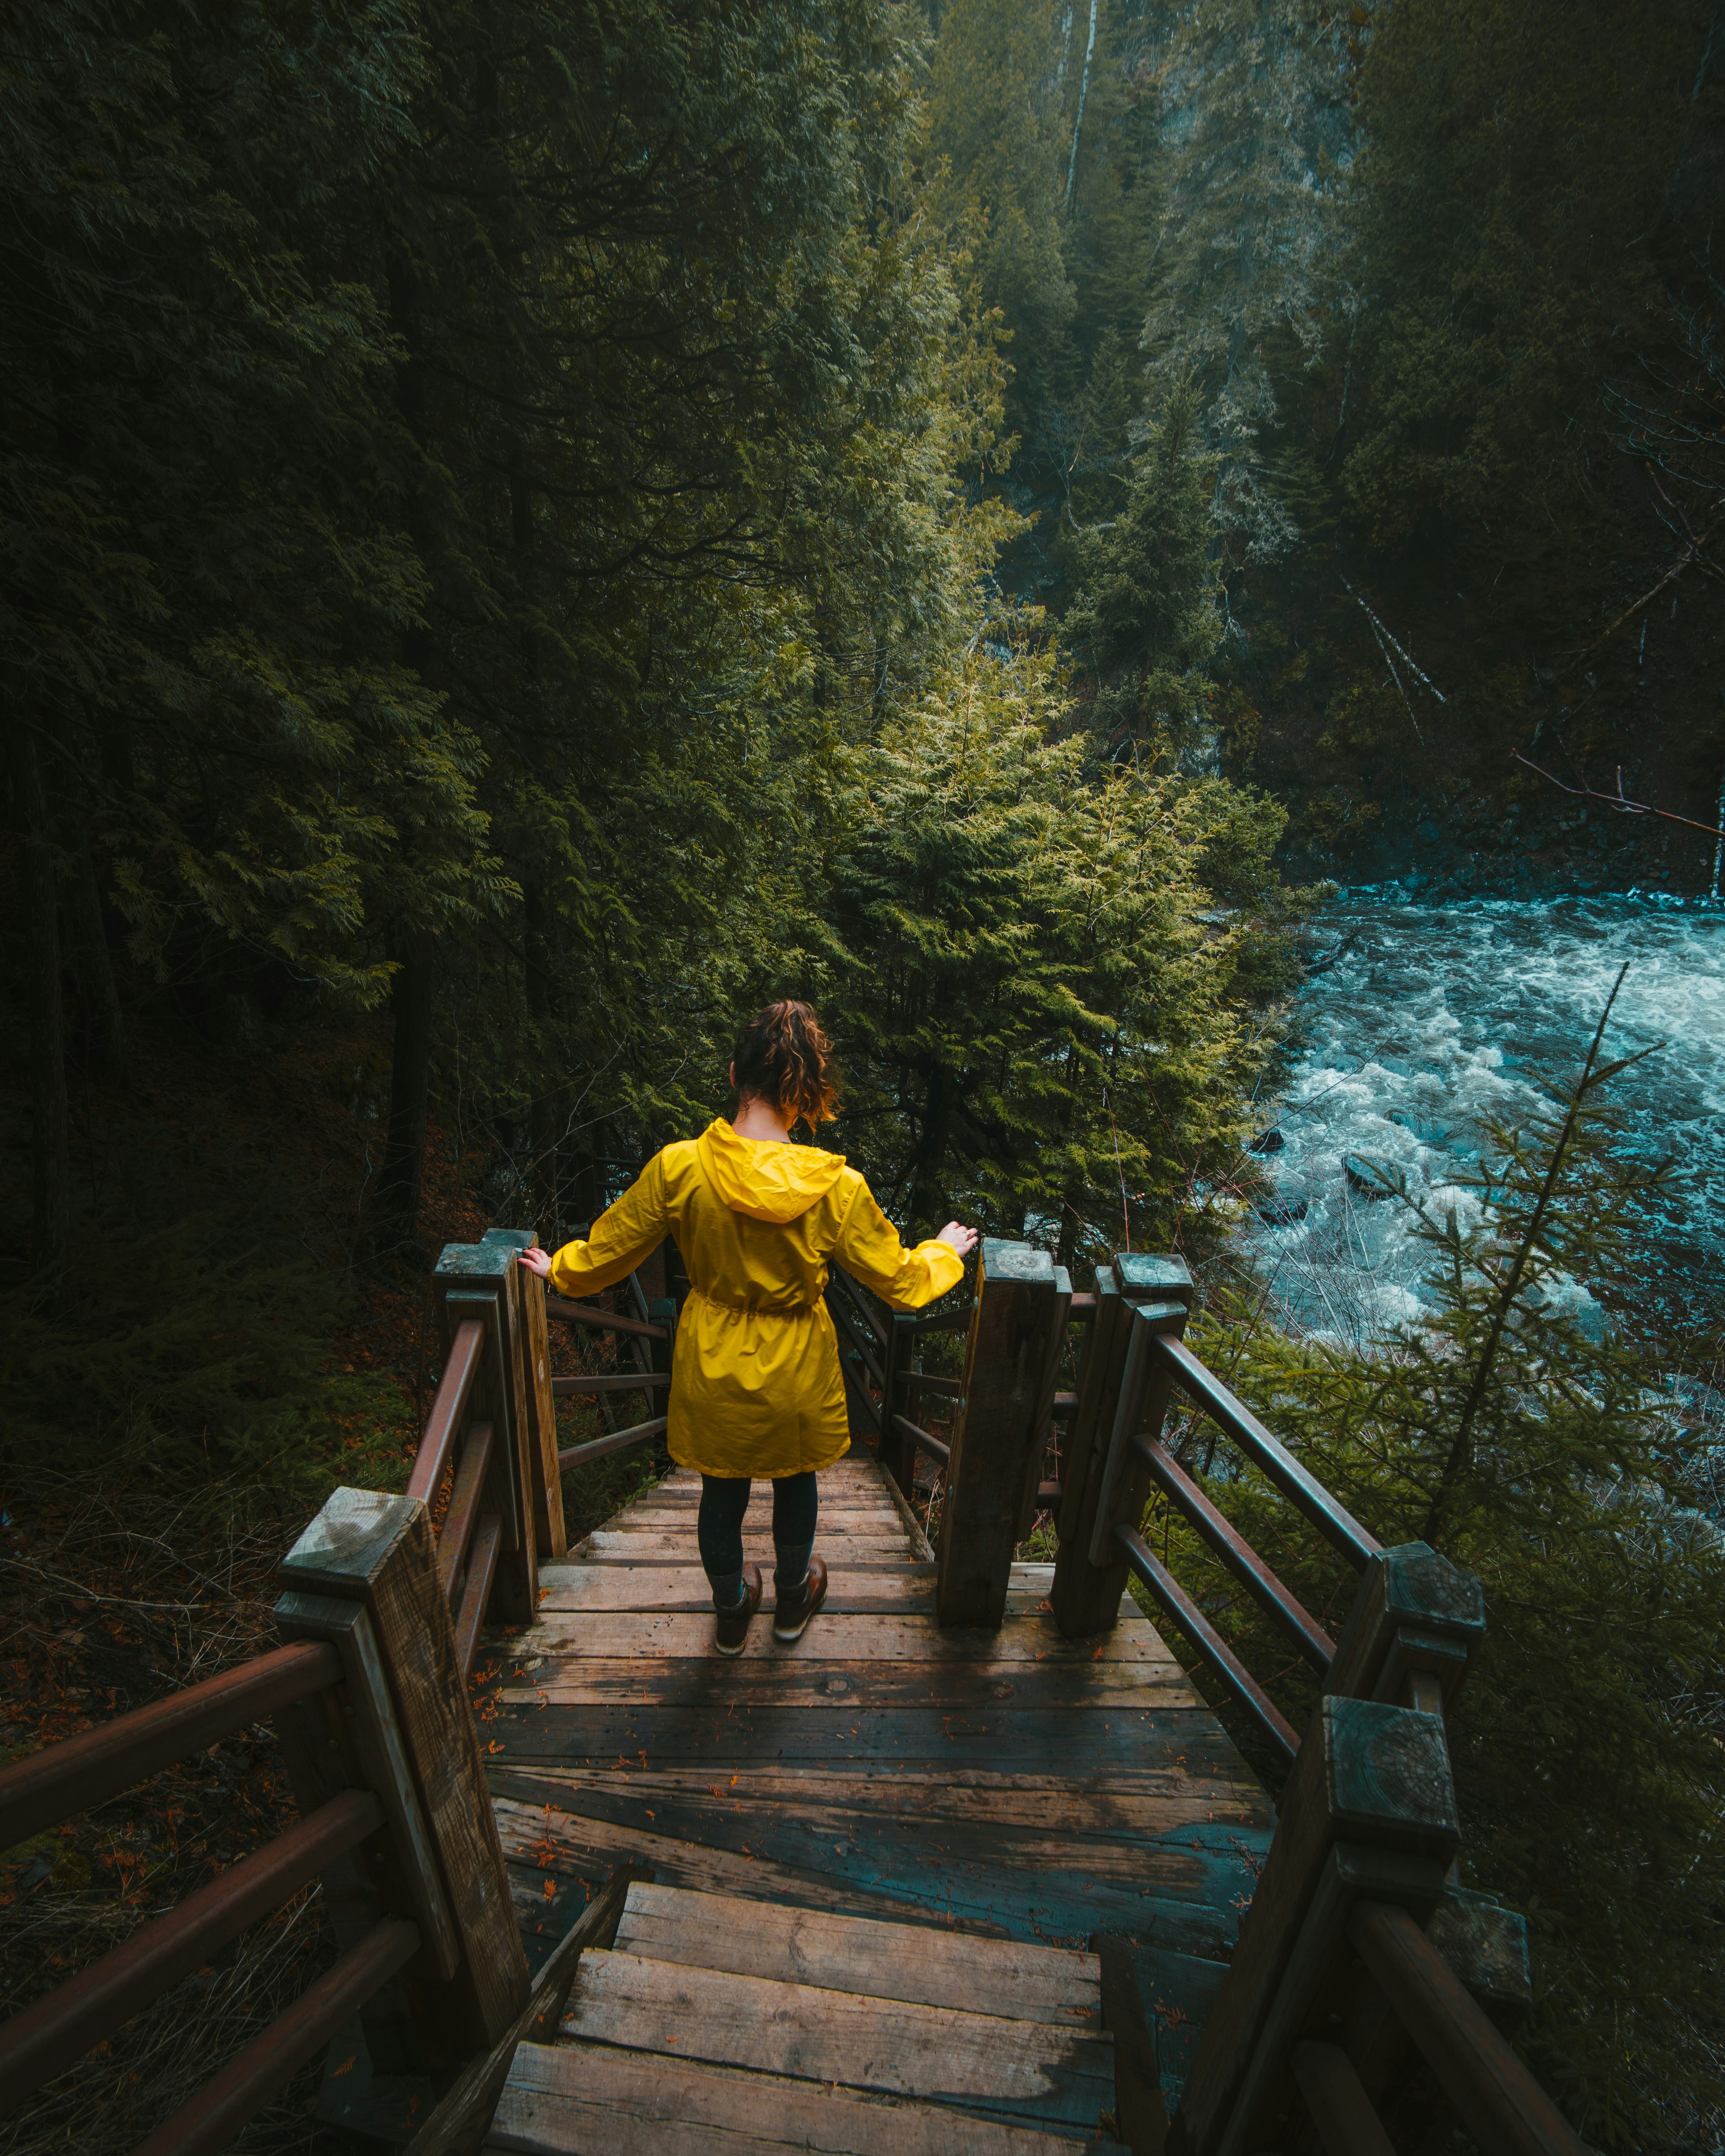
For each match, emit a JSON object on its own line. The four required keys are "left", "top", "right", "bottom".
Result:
{"left": 1512, "top": 752, "right": 1725, "bottom": 842}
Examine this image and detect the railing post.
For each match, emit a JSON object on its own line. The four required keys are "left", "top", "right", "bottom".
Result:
{"left": 1052, "top": 1254, "right": 1192, "bottom": 1637}
{"left": 434, "top": 1237, "right": 539, "bottom": 1623}
{"left": 1168, "top": 1698, "right": 1459, "bottom": 2156}
{"left": 481, "top": 1226, "right": 566, "bottom": 1564}
{"left": 277, "top": 1490, "right": 530, "bottom": 2062}
{"left": 1323, "top": 1541, "right": 1486, "bottom": 1714}
{"left": 935, "top": 1240, "right": 1068, "bottom": 1629}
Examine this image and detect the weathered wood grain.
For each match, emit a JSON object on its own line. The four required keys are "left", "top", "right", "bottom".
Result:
{"left": 614, "top": 1882, "right": 1102, "bottom": 2022}
{"left": 534, "top": 1564, "right": 936, "bottom": 1613}
{"left": 508, "top": 1608, "right": 1159, "bottom": 1665}
{"left": 557, "top": 1947, "right": 1116, "bottom": 2128}
{"left": 498, "top": 1764, "right": 1270, "bottom": 1836}
{"left": 281, "top": 1489, "right": 529, "bottom": 2051}
{"left": 490, "top": 2042, "right": 1090, "bottom": 2155}
{"left": 501, "top": 1658, "right": 1199, "bottom": 1713}
{"left": 937, "top": 1244, "right": 1067, "bottom": 1630}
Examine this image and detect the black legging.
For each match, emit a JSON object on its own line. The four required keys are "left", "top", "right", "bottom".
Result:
{"left": 697, "top": 1471, "right": 818, "bottom": 1609}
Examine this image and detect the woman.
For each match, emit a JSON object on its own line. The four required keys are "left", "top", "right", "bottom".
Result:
{"left": 519, "top": 1002, "right": 977, "bottom": 1654}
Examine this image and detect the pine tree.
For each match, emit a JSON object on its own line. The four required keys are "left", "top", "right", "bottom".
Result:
{"left": 1063, "top": 376, "right": 1222, "bottom": 752}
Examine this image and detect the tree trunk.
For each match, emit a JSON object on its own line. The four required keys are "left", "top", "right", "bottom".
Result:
{"left": 8, "top": 713, "right": 72, "bottom": 1274}
{"left": 372, "top": 935, "right": 436, "bottom": 1260}
{"left": 1065, "top": 0, "right": 1099, "bottom": 208}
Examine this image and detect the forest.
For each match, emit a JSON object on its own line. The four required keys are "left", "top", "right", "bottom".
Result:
{"left": 2, "top": 3, "right": 1723, "bottom": 2153}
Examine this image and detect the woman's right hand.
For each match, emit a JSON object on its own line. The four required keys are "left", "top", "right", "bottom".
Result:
{"left": 517, "top": 1247, "right": 552, "bottom": 1279}
{"left": 936, "top": 1221, "right": 979, "bottom": 1257}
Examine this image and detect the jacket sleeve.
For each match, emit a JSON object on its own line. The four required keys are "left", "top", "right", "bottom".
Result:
{"left": 831, "top": 1176, "right": 966, "bottom": 1310}
{"left": 546, "top": 1153, "right": 671, "bottom": 1299}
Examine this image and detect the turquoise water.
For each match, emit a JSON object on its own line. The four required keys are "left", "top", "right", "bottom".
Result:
{"left": 1240, "top": 893, "right": 1725, "bottom": 1344}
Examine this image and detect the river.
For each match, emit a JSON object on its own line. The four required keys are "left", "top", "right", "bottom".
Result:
{"left": 1240, "top": 892, "right": 1725, "bottom": 1347}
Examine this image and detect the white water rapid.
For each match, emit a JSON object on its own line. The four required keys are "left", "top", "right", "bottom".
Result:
{"left": 1241, "top": 893, "right": 1725, "bottom": 1344}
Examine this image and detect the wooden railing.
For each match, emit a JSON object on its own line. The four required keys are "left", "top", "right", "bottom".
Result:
{"left": 0, "top": 1219, "right": 669, "bottom": 2151}
{"left": 911, "top": 1239, "right": 1584, "bottom": 2156}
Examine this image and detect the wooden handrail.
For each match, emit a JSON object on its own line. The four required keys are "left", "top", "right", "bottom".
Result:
{"left": 552, "top": 1370, "right": 670, "bottom": 1395}
{"left": 0, "top": 1787, "right": 384, "bottom": 2106}
{"left": 1153, "top": 1334, "right": 1381, "bottom": 1571}
{"left": 890, "top": 1412, "right": 950, "bottom": 1467}
{"left": 408, "top": 1316, "right": 487, "bottom": 1503}
{"left": 438, "top": 1423, "right": 495, "bottom": 1602}
{"left": 546, "top": 1293, "right": 666, "bottom": 1341}
{"left": 1112, "top": 1523, "right": 1299, "bottom": 1764}
{"left": 1132, "top": 1435, "right": 1336, "bottom": 1672}
{"left": 558, "top": 1414, "right": 670, "bottom": 1472}
{"left": 0, "top": 1639, "right": 340, "bottom": 1850}
{"left": 132, "top": 1918, "right": 420, "bottom": 2156}
{"left": 1347, "top": 1902, "right": 1584, "bottom": 2156}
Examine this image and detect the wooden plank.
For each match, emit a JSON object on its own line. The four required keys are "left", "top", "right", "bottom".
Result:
{"left": 504, "top": 1659, "right": 1199, "bottom": 1713}
{"left": 533, "top": 1565, "right": 935, "bottom": 1613}
{"left": 491, "top": 2040, "right": 1088, "bottom": 2155}
{"left": 280, "top": 1489, "right": 530, "bottom": 2051}
{"left": 574, "top": 1533, "right": 913, "bottom": 1562}
{"left": 517, "top": 1244, "right": 567, "bottom": 1563}
{"left": 614, "top": 1882, "right": 1101, "bottom": 2022}
{"left": 498, "top": 1764, "right": 1270, "bottom": 1835}
{"left": 499, "top": 1780, "right": 1268, "bottom": 1913}
{"left": 936, "top": 1243, "right": 1065, "bottom": 1630}
{"left": 491, "top": 1791, "right": 1269, "bottom": 1963}
{"left": 555, "top": 1948, "right": 1116, "bottom": 2129}
{"left": 492, "top": 1698, "right": 1240, "bottom": 1769}
{"left": 494, "top": 1794, "right": 962, "bottom": 1930}
{"left": 506, "top": 1608, "right": 1166, "bottom": 1666}
{"left": 534, "top": 1561, "right": 1064, "bottom": 1614}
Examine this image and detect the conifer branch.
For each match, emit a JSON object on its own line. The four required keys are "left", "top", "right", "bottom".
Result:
{"left": 1420, "top": 965, "right": 1632, "bottom": 1546}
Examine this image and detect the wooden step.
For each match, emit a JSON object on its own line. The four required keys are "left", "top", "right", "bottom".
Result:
{"left": 512, "top": 1604, "right": 1163, "bottom": 1664}
{"left": 489, "top": 2041, "right": 1094, "bottom": 2153}
{"left": 574, "top": 1533, "right": 914, "bottom": 1565}
{"left": 612, "top": 1882, "right": 1101, "bottom": 2023}
{"left": 549, "top": 1946, "right": 1113, "bottom": 2134}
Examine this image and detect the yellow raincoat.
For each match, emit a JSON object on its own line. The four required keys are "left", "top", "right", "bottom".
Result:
{"left": 546, "top": 1119, "right": 964, "bottom": 1478}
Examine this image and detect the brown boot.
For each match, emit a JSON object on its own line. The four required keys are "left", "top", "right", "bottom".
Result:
{"left": 714, "top": 1564, "right": 762, "bottom": 1657}
{"left": 773, "top": 1554, "right": 828, "bottom": 1643}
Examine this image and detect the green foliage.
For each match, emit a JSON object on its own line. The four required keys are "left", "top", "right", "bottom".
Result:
{"left": 0, "top": 1216, "right": 412, "bottom": 1509}
{"left": 1063, "top": 376, "right": 1222, "bottom": 753}
{"left": 1148, "top": 997, "right": 1725, "bottom": 2148}
{"left": 825, "top": 633, "right": 1309, "bottom": 1260}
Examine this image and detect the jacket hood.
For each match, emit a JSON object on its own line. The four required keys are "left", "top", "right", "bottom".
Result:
{"left": 696, "top": 1118, "right": 847, "bottom": 1224}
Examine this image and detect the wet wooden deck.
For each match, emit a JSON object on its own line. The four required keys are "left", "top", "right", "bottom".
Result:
{"left": 482, "top": 1451, "right": 1275, "bottom": 2115}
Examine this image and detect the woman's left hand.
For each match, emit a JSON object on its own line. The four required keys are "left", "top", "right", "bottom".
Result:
{"left": 518, "top": 1247, "right": 552, "bottom": 1279}
{"left": 935, "top": 1222, "right": 979, "bottom": 1257}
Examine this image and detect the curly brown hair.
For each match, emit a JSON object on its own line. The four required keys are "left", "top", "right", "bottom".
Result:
{"left": 731, "top": 1000, "right": 841, "bottom": 1130}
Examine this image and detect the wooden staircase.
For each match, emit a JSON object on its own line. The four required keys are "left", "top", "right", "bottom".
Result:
{"left": 488, "top": 1878, "right": 1114, "bottom": 2152}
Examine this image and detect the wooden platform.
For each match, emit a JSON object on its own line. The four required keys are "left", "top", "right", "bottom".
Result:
{"left": 482, "top": 1453, "right": 1275, "bottom": 2139}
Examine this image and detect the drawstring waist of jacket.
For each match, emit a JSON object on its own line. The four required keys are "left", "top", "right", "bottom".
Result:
{"left": 686, "top": 1286, "right": 818, "bottom": 1320}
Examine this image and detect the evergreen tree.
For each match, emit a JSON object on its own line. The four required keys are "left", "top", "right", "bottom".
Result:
{"left": 1063, "top": 377, "right": 1222, "bottom": 753}
{"left": 825, "top": 633, "right": 1298, "bottom": 1254}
